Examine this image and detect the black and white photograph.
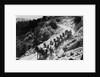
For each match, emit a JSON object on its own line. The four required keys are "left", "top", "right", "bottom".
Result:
{"left": 5, "top": 5, "right": 95, "bottom": 72}
{"left": 16, "top": 16, "right": 83, "bottom": 60}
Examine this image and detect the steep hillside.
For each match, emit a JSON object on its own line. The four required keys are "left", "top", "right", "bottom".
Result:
{"left": 16, "top": 16, "right": 83, "bottom": 60}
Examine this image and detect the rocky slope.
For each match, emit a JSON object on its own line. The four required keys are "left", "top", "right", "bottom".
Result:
{"left": 16, "top": 16, "right": 83, "bottom": 60}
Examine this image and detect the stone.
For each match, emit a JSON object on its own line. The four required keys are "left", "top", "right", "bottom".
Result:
{"left": 57, "top": 48, "right": 64, "bottom": 57}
